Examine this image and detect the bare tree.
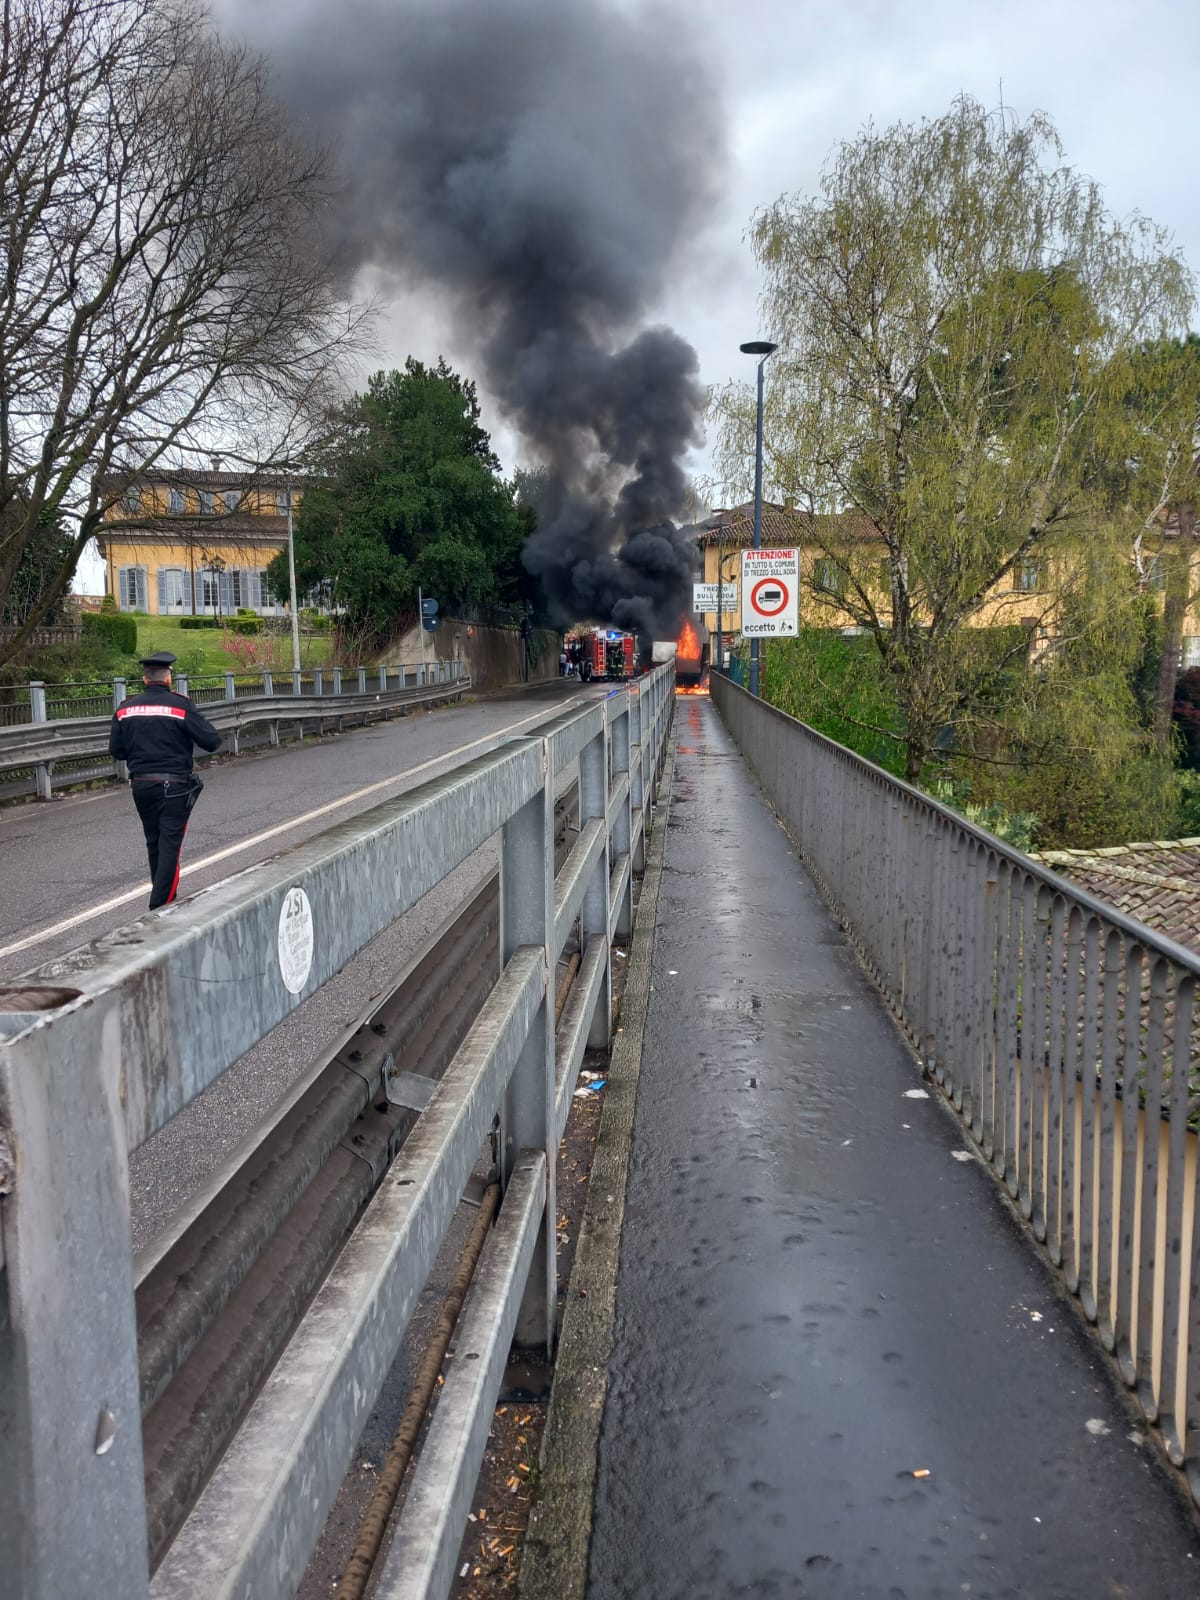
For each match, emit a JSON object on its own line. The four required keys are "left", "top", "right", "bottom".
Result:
{"left": 0, "top": 0, "right": 370, "bottom": 662}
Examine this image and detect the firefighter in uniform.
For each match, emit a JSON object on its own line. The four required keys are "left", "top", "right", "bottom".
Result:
{"left": 109, "top": 652, "right": 222, "bottom": 909}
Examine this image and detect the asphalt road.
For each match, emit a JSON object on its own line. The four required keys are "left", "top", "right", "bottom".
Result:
{"left": 1, "top": 677, "right": 599, "bottom": 1248}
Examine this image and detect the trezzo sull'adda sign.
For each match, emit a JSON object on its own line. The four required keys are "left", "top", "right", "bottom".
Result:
{"left": 740, "top": 549, "right": 799, "bottom": 637}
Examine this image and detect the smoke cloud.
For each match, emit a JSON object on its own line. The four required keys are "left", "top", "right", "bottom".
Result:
{"left": 218, "top": 0, "right": 722, "bottom": 636}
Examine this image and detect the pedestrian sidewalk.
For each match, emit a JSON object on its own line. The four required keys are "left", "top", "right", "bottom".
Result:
{"left": 536, "top": 695, "right": 1200, "bottom": 1600}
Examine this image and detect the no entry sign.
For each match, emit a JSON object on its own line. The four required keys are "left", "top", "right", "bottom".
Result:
{"left": 740, "top": 548, "right": 799, "bottom": 636}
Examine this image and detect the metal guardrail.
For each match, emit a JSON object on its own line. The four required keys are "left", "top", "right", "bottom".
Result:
{"left": 0, "top": 663, "right": 469, "bottom": 799}
{"left": 711, "top": 672, "right": 1200, "bottom": 1508}
{"left": 0, "top": 663, "right": 674, "bottom": 1599}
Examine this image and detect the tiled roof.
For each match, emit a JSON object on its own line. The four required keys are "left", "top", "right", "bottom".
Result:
{"left": 1034, "top": 840, "right": 1200, "bottom": 955}
{"left": 697, "top": 503, "right": 882, "bottom": 548}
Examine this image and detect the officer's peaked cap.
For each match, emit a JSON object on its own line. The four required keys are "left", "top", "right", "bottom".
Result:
{"left": 140, "top": 651, "right": 177, "bottom": 669}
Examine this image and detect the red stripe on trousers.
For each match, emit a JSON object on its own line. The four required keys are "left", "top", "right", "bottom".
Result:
{"left": 166, "top": 823, "right": 188, "bottom": 904}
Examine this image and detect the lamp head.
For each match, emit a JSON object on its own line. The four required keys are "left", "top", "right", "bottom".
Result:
{"left": 739, "top": 340, "right": 778, "bottom": 357}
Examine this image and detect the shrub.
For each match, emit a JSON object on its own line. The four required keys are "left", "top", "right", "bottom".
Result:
{"left": 82, "top": 610, "right": 137, "bottom": 654}
{"left": 178, "top": 615, "right": 223, "bottom": 630}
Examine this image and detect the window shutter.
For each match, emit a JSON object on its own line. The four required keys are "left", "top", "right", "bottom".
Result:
{"left": 240, "top": 569, "right": 252, "bottom": 611}
{"left": 117, "top": 566, "right": 130, "bottom": 610}
{"left": 219, "top": 569, "right": 234, "bottom": 613}
{"left": 183, "top": 568, "right": 193, "bottom": 610}
{"left": 251, "top": 570, "right": 263, "bottom": 610}
{"left": 136, "top": 567, "right": 148, "bottom": 611}
{"left": 157, "top": 569, "right": 167, "bottom": 613}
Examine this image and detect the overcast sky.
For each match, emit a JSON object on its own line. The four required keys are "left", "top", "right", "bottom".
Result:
{"left": 357, "top": 0, "right": 1200, "bottom": 485}
{"left": 78, "top": 0, "right": 1199, "bottom": 589}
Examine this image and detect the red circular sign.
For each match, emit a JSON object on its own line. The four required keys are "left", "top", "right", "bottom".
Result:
{"left": 750, "top": 576, "right": 789, "bottom": 617}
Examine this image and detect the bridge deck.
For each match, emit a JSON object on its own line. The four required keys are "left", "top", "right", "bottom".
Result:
{"left": 586, "top": 696, "right": 1199, "bottom": 1599}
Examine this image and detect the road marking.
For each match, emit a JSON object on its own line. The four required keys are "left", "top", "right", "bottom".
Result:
{"left": 0, "top": 700, "right": 578, "bottom": 962}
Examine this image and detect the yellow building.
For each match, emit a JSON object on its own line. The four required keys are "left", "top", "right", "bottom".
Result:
{"left": 96, "top": 465, "right": 307, "bottom": 616}
{"left": 699, "top": 502, "right": 1200, "bottom": 666}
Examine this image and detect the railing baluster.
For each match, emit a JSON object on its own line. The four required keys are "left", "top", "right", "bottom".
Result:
{"left": 1045, "top": 895, "right": 1067, "bottom": 1262}
{"left": 1158, "top": 975, "right": 1194, "bottom": 1465}
{"left": 1133, "top": 958, "right": 1168, "bottom": 1406}
{"left": 1059, "top": 907, "right": 1084, "bottom": 1287}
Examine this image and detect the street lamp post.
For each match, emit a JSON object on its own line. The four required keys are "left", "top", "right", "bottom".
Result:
{"left": 739, "top": 339, "right": 778, "bottom": 697}
{"left": 715, "top": 525, "right": 725, "bottom": 675}
{"left": 283, "top": 477, "right": 301, "bottom": 675}
{"left": 203, "top": 552, "right": 226, "bottom": 621}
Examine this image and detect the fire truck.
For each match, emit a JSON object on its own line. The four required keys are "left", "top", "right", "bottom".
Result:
{"left": 577, "top": 629, "right": 636, "bottom": 682}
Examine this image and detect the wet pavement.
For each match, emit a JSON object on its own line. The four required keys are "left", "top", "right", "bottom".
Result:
{"left": 587, "top": 697, "right": 1200, "bottom": 1600}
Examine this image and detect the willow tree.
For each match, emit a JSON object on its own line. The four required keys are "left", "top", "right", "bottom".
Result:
{"left": 715, "top": 98, "right": 1195, "bottom": 783}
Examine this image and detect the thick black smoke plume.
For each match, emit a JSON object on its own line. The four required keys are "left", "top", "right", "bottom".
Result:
{"left": 219, "top": 0, "right": 721, "bottom": 636}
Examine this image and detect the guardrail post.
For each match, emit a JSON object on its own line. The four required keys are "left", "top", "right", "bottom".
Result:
{"left": 28, "top": 681, "right": 52, "bottom": 800}
{"left": 332, "top": 668, "right": 342, "bottom": 696}
{"left": 629, "top": 685, "right": 646, "bottom": 874}
{"left": 292, "top": 669, "right": 302, "bottom": 697}
{"left": 379, "top": 665, "right": 388, "bottom": 693}
{"left": 175, "top": 671, "right": 188, "bottom": 697}
{"left": 611, "top": 697, "right": 634, "bottom": 940}
{"left": 313, "top": 668, "right": 324, "bottom": 697}
{"left": 0, "top": 1001, "right": 151, "bottom": 1598}
{"left": 500, "top": 737, "right": 556, "bottom": 1353}
{"left": 221, "top": 671, "right": 234, "bottom": 702}
{"left": 112, "top": 678, "right": 128, "bottom": 784}
{"left": 357, "top": 667, "right": 367, "bottom": 693}
{"left": 581, "top": 711, "right": 613, "bottom": 1049}
{"left": 261, "top": 669, "right": 273, "bottom": 696}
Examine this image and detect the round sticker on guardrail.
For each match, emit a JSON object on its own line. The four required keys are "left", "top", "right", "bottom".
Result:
{"left": 278, "top": 887, "right": 314, "bottom": 994}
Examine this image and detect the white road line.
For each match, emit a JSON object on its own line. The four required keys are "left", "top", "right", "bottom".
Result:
{"left": 0, "top": 700, "right": 577, "bottom": 963}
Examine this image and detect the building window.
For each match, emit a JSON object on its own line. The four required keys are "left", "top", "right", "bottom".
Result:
{"left": 1013, "top": 557, "right": 1044, "bottom": 592}
{"left": 168, "top": 487, "right": 185, "bottom": 513}
{"left": 199, "top": 490, "right": 215, "bottom": 515}
{"left": 1144, "top": 554, "right": 1167, "bottom": 591}
{"left": 221, "top": 489, "right": 241, "bottom": 514}
{"left": 276, "top": 488, "right": 291, "bottom": 517}
{"left": 122, "top": 487, "right": 141, "bottom": 514}
{"left": 229, "top": 569, "right": 243, "bottom": 608}
{"left": 259, "top": 570, "right": 278, "bottom": 609}
{"left": 118, "top": 566, "right": 146, "bottom": 610}
{"left": 815, "top": 557, "right": 847, "bottom": 596}
{"left": 201, "top": 572, "right": 220, "bottom": 610}
{"left": 1184, "top": 636, "right": 1200, "bottom": 670}
{"left": 162, "top": 568, "right": 185, "bottom": 608}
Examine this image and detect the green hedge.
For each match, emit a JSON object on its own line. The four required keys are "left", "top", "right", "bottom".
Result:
{"left": 82, "top": 611, "right": 137, "bottom": 653}
{"left": 177, "top": 614, "right": 264, "bottom": 635}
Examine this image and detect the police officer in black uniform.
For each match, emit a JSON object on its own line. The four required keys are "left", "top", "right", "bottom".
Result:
{"left": 109, "top": 652, "right": 222, "bottom": 909}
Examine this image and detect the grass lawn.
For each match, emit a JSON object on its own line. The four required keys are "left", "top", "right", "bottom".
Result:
{"left": 132, "top": 615, "right": 333, "bottom": 675}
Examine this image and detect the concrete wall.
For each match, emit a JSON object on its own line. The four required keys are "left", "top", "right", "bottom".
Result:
{"left": 391, "top": 619, "right": 561, "bottom": 692}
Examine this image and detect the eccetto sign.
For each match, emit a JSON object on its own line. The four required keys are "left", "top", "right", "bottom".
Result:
{"left": 740, "top": 548, "right": 799, "bottom": 636}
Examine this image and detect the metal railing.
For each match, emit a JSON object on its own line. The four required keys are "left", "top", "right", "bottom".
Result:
{"left": 0, "top": 663, "right": 674, "bottom": 1600}
{"left": 712, "top": 672, "right": 1200, "bottom": 1508}
{"left": 0, "top": 662, "right": 469, "bottom": 800}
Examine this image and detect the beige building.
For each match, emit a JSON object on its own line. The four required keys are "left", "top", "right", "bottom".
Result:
{"left": 96, "top": 466, "right": 307, "bottom": 616}
{"left": 699, "top": 502, "right": 1199, "bottom": 663}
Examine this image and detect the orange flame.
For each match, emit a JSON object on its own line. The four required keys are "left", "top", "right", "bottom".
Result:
{"left": 677, "top": 620, "right": 701, "bottom": 661}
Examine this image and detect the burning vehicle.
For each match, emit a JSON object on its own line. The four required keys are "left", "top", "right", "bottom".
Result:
{"left": 649, "top": 618, "right": 708, "bottom": 688}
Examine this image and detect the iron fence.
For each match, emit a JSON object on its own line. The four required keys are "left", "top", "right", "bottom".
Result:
{"left": 712, "top": 672, "right": 1200, "bottom": 1509}
{"left": 0, "top": 663, "right": 469, "bottom": 801}
{"left": 0, "top": 665, "right": 674, "bottom": 1600}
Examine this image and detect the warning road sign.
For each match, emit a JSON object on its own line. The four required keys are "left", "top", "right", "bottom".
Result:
{"left": 741, "top": 548, "right": 799, "bottom": 636}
